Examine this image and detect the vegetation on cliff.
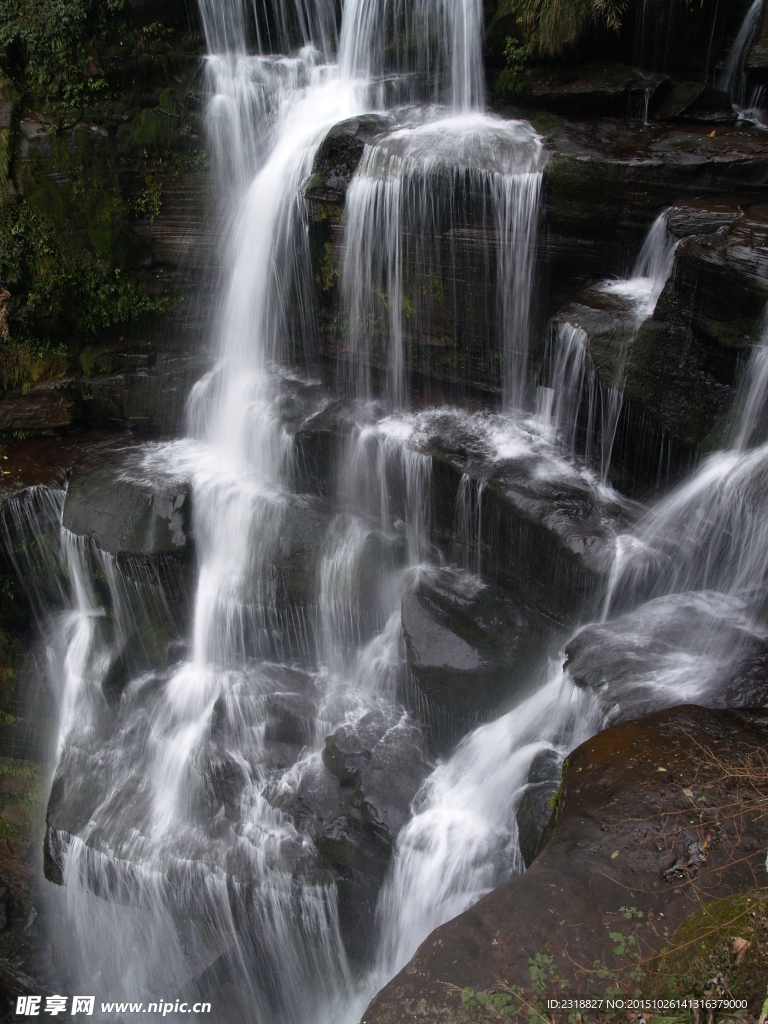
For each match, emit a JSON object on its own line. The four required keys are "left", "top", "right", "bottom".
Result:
{"left": 0, "top": 0, "right": 207, "bottom": 394}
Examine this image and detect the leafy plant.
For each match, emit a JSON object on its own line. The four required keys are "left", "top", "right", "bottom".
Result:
{"left": 511, "top": 0, "right": 629, "bottom": 56}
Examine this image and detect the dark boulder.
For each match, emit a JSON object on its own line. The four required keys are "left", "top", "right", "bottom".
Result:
{"left": 496, "top": 62, "right": 669, "bottom": 119}
{"left": 304, "top": 115, "right": 392, "bottom": 205}
{"left": 401, "top": 567, "right": 545, "bottom": 715}
{"left": 514, "top": 747, "right": 560, "bottom": 869}
{"left": 625, "top": 198, "right": 768, "bottom": 455}
{"left": 548, "top": 195, "right": 768, "bottom": 493}
{"left": 748, "top": 0, "right": 768, "bottom": 71}
{"left": 0, "top": 380, "right": 81, "bottom": 434}
{"left": 63, "top": 447, "right": 192, "bottom": 559}
{"left": 322, "top": 708, "right": 431, "bottom": 843}
{"left": 565, "top": 593, "right": 768, "bottom": 723}
{"left": 653, "top": 82, "right": 736, "bottom": 124}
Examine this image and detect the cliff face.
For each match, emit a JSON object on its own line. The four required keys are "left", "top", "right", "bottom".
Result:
{"left": 0, "top": 0, "right": 210, "bottom": 397}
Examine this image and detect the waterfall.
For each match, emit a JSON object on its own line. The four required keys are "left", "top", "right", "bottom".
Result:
{"left": 720, "top": 0, "right": 763, "bottom": 104}
{"left": 538, "top": 212, "right": 677, "bottom": 483}
{"left": 338, "top": 0, "right": 485, "bottom": 111}
{"left": 362, "top": 310, "right": 768, "bottom": 1014}
{"left": 38, "top": 0, "right": 544, "bottom": 1017}
{"left": 341, "top": 117, "right": 543, "bottom": 409}
{"left": 24, "top": 0, "right": 767, "bottom": 1015}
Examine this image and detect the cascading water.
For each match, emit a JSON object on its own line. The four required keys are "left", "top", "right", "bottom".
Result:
{"left": 537, "top": 212, "right": 677, "bottom": 483}
{"left": 14, "top": 0, "right": 767, "bottom": 1016}
{"left": 341, "top": 116, "right": 543, "bottom": 409}
{"left": 720, "top": 0, "right": 763, "bottom": 107}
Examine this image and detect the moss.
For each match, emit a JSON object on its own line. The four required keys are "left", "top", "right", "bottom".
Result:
{"left": 316, "top": 241, "right": 339, "bottom": 293}
{"left": 0, "top": 757, "right": 45, "bottom": 844}
{"left": 644, "top": 890, "right": 768, "bottom": 1014}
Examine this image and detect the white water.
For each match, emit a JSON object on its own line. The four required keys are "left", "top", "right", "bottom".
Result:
{"left": 720, "top": 0, "right": 763, "bottom": 104}
{"left": 15, "top": 0, "right": 766, "bottom": 1019}
{"left": 341, "top": 115, "right": 543, "bottom": 409}
{"left": 537, "top": 212, "right": 677, "bottom": 483}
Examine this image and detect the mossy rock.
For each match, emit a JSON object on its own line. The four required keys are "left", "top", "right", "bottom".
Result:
{"left": 644, "top": 890, "right": 768, "bottom": 1014}
{"left": 0, "top": 757, "right": 45, "bottom": 844}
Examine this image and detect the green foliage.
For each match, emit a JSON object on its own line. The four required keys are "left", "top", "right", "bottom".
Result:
{"left": 504, "top": 38, "right": 532, "bottom": 73}
{"left": 0, "top": 199, "right": 172, "bottom": 389}
{"left": 511, "top": 0, "right": 629, "bottom": 56}
{"left": 0, "top": 0, "right": 125, "bottom": 106}
{"left": 316, "top": 241, "right": 339, "bottom": 293}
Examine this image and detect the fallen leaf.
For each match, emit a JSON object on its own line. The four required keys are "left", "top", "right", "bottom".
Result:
{"left": 732, "top": 936, "right": 749, "bottom": 963}
{"left": 708, "top": 130, "right": 716, "bottom": 138}
{"left": 611, "top": 850, "right": 619, "bottom": 859}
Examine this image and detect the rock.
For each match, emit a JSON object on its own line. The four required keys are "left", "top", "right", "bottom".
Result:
{"left": 515, "top": 748, "right": 560, "bottom": 869}
{"left": 539, "top": 118, "right": 768, "bottom": 316}
{"left": 747, "top": 0, "right": 768, "bottom": 71}
{"left": 401, "top": 567, "right": 544, "bottom": 715}
{"left": 0, "top": 380, "right": 80, "bottom": 433}
{"left": 361, "top": 705, "right": 768, "bottom": 1023}
{"left": 625, "top": 198, "right": 768, "bottom": 455}
{"left": 304, "top": 115, "right": 392, "bottom": 205}
{"left": 548, "top": 194, "right": 768, "bottom": 492}
{"left": 430, "top": 448, "right": 618, "bottom": 624}
{"left": 322, "top": 709, "right": 431, "bottom": 843}
{"left": 565, "top": 593, "right": 768, "bottom": 722}
{"left": 496, "top": 63, "right": 669, "bottom": 119}
{"left": 665, "top": 194, "right": 742, "bottom": 238}
{"left": 263, "top": 692, "right": 316, "bottom": 746}
{"left": 653, "top": 82, "right": 736, "bottom": 124}
{"left": 63, "top": 446, "right": 192, "bottom": 559}
{"left": 0, "top": 101, "right": 11, "bottom": 131}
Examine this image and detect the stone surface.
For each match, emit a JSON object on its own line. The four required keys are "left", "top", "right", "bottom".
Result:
{"left": 626, "top": 198, "right": 768, "bottom": 455}
{"left": 361, "top": 705, "right": 768, "bottom": 1023}
{"left": 653, "top": 82, "right": 736, "bottom": 124}
{"left": 304, "top": 115, "right": 392, "bottom": 205}
{"left": 0, "top": 381, "right": 80, "bottom": 433}
{"left": 401, "top": 567, "right": 544, "bottom": 714}
{"left": 514, "top": 747, "right": 560, "bottom": 869}
{"left": 495, "top": 63, "right": 669, "bottom": 119}
{"left": 565, "top": 594, "right": 768, "bottom": 722}
{"left": 748, "top": 0, "right": 768, "bottom": 71}
{"left": 430, "top": 454, "right": 618, "bottom": 629}
{"left": 63, "top": 445, "right": 191, "bottom": 558}
{"left": 549, "top": 194, "right": 768, "bottom": 492}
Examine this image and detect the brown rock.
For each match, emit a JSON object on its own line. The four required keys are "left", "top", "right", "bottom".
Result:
{"left": 361, "top": 705, "right": 768, "bottom": 1024}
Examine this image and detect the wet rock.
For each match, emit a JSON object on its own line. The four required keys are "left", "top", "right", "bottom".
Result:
{"left": 665, "top": 194, "right": 742, "bottom": 238}
{"left": 653, "top": 82, "right": 736, "bottom": 124}
{"left": 748, "top": 0, "right": 768, "bottom": 71}
{"left": 323, "top": 709, "right": 431, "bottom": 843}
{"left": 63, "top": 447, "right": 192, "bottom": 558}
{"left": 548, "top": 195, "right": 768, "bottom": 493}
{"left": 263, "top": 692, "right": 316, "bottom": 746}
{"left": 498, "top": 63, "right": 668, "bottom": 118}
{"left": 515, "top": 748, "right": 560, "bottom": 869}
{"left": 430, "top": 456, "right": 610, "bottom": 628}
{"left": 0, "top": 380, "right": 80, "bottom": 433}
{"left": 401, "top": 567, "right": 544, "bottom": 714}
{"left": 539, "top": 119, "right": 768, "bottom": 315}
{"left": 564, "top": 593, "right": 768, "bottom": 723}
{"left": 293, "top": 401, "right": 352, "bottom": 495}
{"left": 625, "top": 198, "right": 768, "bottom": 456}
{"left": 361, "top": 705, "right": 768, "bottom": 1023}
{"left": 82, "top": 332, "right": 212, "bottom": 436}
{"left": 304, "top": 115, "right": 392, "bottom": 205}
